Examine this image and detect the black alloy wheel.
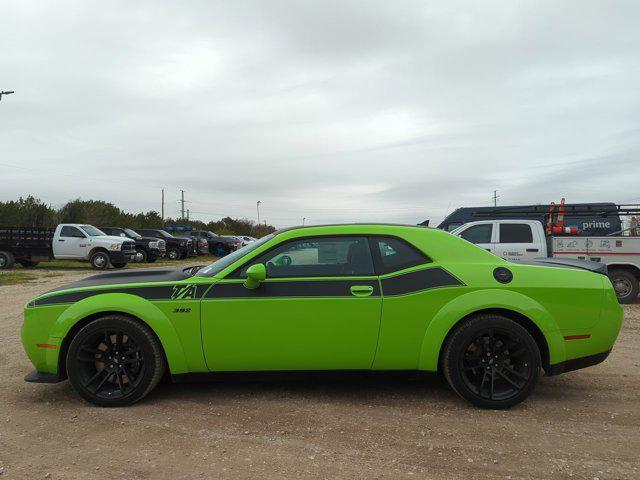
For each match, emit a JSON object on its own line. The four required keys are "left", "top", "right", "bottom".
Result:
{"left": 66, "top": 315, "right": 165, "bottom": 407}
{"left": 442, "top": 314, "right": 541, "bottom": 409}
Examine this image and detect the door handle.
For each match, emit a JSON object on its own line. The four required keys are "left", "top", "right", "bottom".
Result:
{"left": 526, "top": 248, "right": 539, "bottom": 252}
{"left": 58, "top": 239, "right": 65, "bottom": 242}
{"left": 350, "top": 285, "right": 374, "bottom": 297}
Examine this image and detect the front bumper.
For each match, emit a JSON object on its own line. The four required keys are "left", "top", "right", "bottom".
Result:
{"left": 24, "top": 370, "right": 64, "bottom": 383}
{"left": 108, "top": 251, "right": 137, "bottom": 264}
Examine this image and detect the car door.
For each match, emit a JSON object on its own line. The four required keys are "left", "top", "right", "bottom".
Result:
{"left": 55, "top": 226, "right": 89, "bottom": 259}
{"left": 496, "top": 222, "right": 539, "bottom": 261}
{"left": 200, "top": 236, "right": 382, "bottom": 371}
{"left": 458, "top": 223, "right": 495, "bottom": 253}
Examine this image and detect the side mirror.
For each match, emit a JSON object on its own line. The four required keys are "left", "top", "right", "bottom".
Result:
{"left": 243, "top": 263, "right": 266, "bottom": 289}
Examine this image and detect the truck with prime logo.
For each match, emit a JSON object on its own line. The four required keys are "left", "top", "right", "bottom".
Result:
{"left": 0, "top": 224, "right": 137, "bottom": 270}
{"left": 451, "top": 219, "right": 640, "bottom": 304}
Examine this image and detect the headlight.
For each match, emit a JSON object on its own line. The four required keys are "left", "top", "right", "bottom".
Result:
{"left": 180, "top": 241, "right": 187, "bottom": 246}
{"left": 149, "top": 241, "right": 159, "bottom": 248}
{"left": 109, "top": 243, "right": 122, "bottom": 251}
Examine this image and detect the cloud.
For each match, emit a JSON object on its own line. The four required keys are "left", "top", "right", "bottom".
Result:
{"left": 1, "top": 0, "right": 639, "bottom": 227}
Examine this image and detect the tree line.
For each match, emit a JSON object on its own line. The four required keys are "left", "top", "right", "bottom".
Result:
{"left": 0, "top": 196, "right": 276, "bottom": 237}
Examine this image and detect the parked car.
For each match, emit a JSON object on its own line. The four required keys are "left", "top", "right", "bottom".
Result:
{"left": 188, "top": 230, "right": 238, "bottom": 256}
{"left": 136, "top": 229, "right": 191, "bottom": 260}
{"left": 0, "top": 224, "right": 136, "bottom": 270}
{"left": 180, "top": 232, "right": 208, "bottom": 256}
{"left": 98, "top": 227, "right": 166, "bottom": 263}
{"left": 236, "top": 235, "right": 257, "bottom": 247}
{"left": 21, "top": 224, "right": 622, "bottom": 408}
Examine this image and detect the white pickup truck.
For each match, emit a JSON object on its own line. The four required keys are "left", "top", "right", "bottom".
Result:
{"left": 451, "top": 219, "right": 640, "bottom": 303}
{"left": 0, "top": 224, "right": 138, "bottom": 270}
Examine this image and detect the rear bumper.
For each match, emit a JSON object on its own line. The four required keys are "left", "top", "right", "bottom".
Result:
{"left": 545, "top": 349, "right": 611, "bottom": 376}
{"left": 24, "top": 370, "right": 64, "bottom": 383}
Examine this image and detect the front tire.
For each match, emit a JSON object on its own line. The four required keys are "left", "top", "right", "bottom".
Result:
{"left": 90, "top": 251, "right": 110, "bottom": 270}
{"left": 167, "top": 248, "right": 180, "bottom": 260}
{"left": 66, "top": 315, "right": 165, "bottom": 407}
{"left": 136, "top": 249, "right": 148, "bottom": 263}
{"left": 608, "top": 269, "right": 639, "bottom": 304}
{"left": 442, "top": 314, "right": 541, "bottom": 409}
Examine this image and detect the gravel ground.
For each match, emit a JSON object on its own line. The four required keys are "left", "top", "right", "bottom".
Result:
{"left": 1, "top": 269, "right": 639, "bottom": 480}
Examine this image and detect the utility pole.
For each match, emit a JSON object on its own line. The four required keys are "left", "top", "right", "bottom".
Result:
{"left": 0, "top": 90, "right": 15, "bottom": 101}
{"left": 180, "top": 190, "right": 185, "bottom": 220}
{"left": 257, "top": 201, "right": 261, "bottom": 225}
{"left": 492, "top": 190, "right": 499, "bottom": 207}
{"left": 161, "top": 188, "right": 165, "bottom": 221}
{"left": 302, "top": 217, "right": 306, "bottom": 226}
{"left": 187, "top": 209, "right": 190, "bottom": 221}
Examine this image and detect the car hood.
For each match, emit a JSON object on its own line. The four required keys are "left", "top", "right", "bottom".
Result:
{"left": 45, "top": 267, "right": 193, "bottom": 294}
{"left": 92, "top": 235, "right": 135, "bottom": 243}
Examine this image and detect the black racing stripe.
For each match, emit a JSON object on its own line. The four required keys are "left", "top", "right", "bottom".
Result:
{"left": 33, "top": 284, "right": 205, "bottom": 306}
{"left": 381, "top": 267, "right": 463, "bottom": 296}
{"left": 205, "top": 280, "right": 380, "bottom": 298}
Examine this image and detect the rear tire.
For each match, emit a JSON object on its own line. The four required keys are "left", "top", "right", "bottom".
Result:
{"left": 66, "top": 315, "right": 165, "bottom": 407}
{"left": 608, "top": 269, "right": 639, "bottom": 304}
{"left": 0, "top": 251, "right": 15, "bottom": 269}
{"left": 90, "top": 251, "right": 110, "bottom": 270}
{"left": 442, "top": 314, "right": 541, "bottom": 409}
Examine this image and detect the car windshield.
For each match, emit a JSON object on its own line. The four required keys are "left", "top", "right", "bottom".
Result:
{"left": 81, "top": 225, "right": 106, "bottom": 237}
{"left": 124, "top": 228, "right": 142, "bottom": 239}
{"left": 157, "top": 230, "right": 174, "bottom": 238}
{"left": 196, "top": 234, "right": 275, "bottom": 278}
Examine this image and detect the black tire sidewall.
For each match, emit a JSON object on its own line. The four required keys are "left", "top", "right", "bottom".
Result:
{"left": 66, "top": 316, "right": 163, "bottom": 407}
{"left": 90, "top": 252, "right": 110, "bottom": 270}
{"left": 609, "top": 270, "right": 639, "bottom": 304}
{"left": 0, "top": 251, "right": 15, "bottom": 269}
{"left": 136, "top": 249, "right": 148, "bottom": 263}
{"left": 443, "top": 315, "right": 541, "bottom": 409}
{"left": 168, "top": 248, "right": 180, "bottom": 260}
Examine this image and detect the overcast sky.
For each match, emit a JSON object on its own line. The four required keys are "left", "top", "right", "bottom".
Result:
{"left": 1, "top": 1, "right": 639, "bottom": 227}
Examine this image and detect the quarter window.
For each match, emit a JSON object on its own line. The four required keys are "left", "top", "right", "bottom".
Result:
{"left": 373, "top": 237, "right": 430, "bottom": 274}
{"left": 499, "top": 224, "right": 533, "bottom": 243}
{"left": 460, "top": 224, "right": 493, "bottom": 244}
{"left": 239, "top": 237, "right": 374, "bottom": 278}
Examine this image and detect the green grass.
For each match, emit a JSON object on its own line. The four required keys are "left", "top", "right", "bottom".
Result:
{"left": 0, "top": 271, "right": 65, "bottom": 286}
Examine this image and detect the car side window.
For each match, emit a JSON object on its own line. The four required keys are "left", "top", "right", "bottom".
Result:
{"left": 60, "top": 226, "right": 85, "bottom": 238}
{"left": 239, "top": 236, "right": 375, "bottom": 278}
{"left": 499, "top": 224, "right": 533, "bottom": 243}
{"left": 373, "top": 237, "right": 430, "bottom": 274}
{"left": 460, "top": 224, "right": 492, "bottom": 244}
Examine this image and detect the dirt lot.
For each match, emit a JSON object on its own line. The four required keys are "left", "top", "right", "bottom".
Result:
{"left": 1, "top": 268, "right": 639, "bottom": 480}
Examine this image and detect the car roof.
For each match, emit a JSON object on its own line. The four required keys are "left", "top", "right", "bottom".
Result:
{"left": 274, "top": 223, "right": 430, "bottom": 236}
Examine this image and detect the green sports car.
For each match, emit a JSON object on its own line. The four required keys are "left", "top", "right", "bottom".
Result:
{"left": 21, "top": 224, "right": 623, "bottom": 408}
